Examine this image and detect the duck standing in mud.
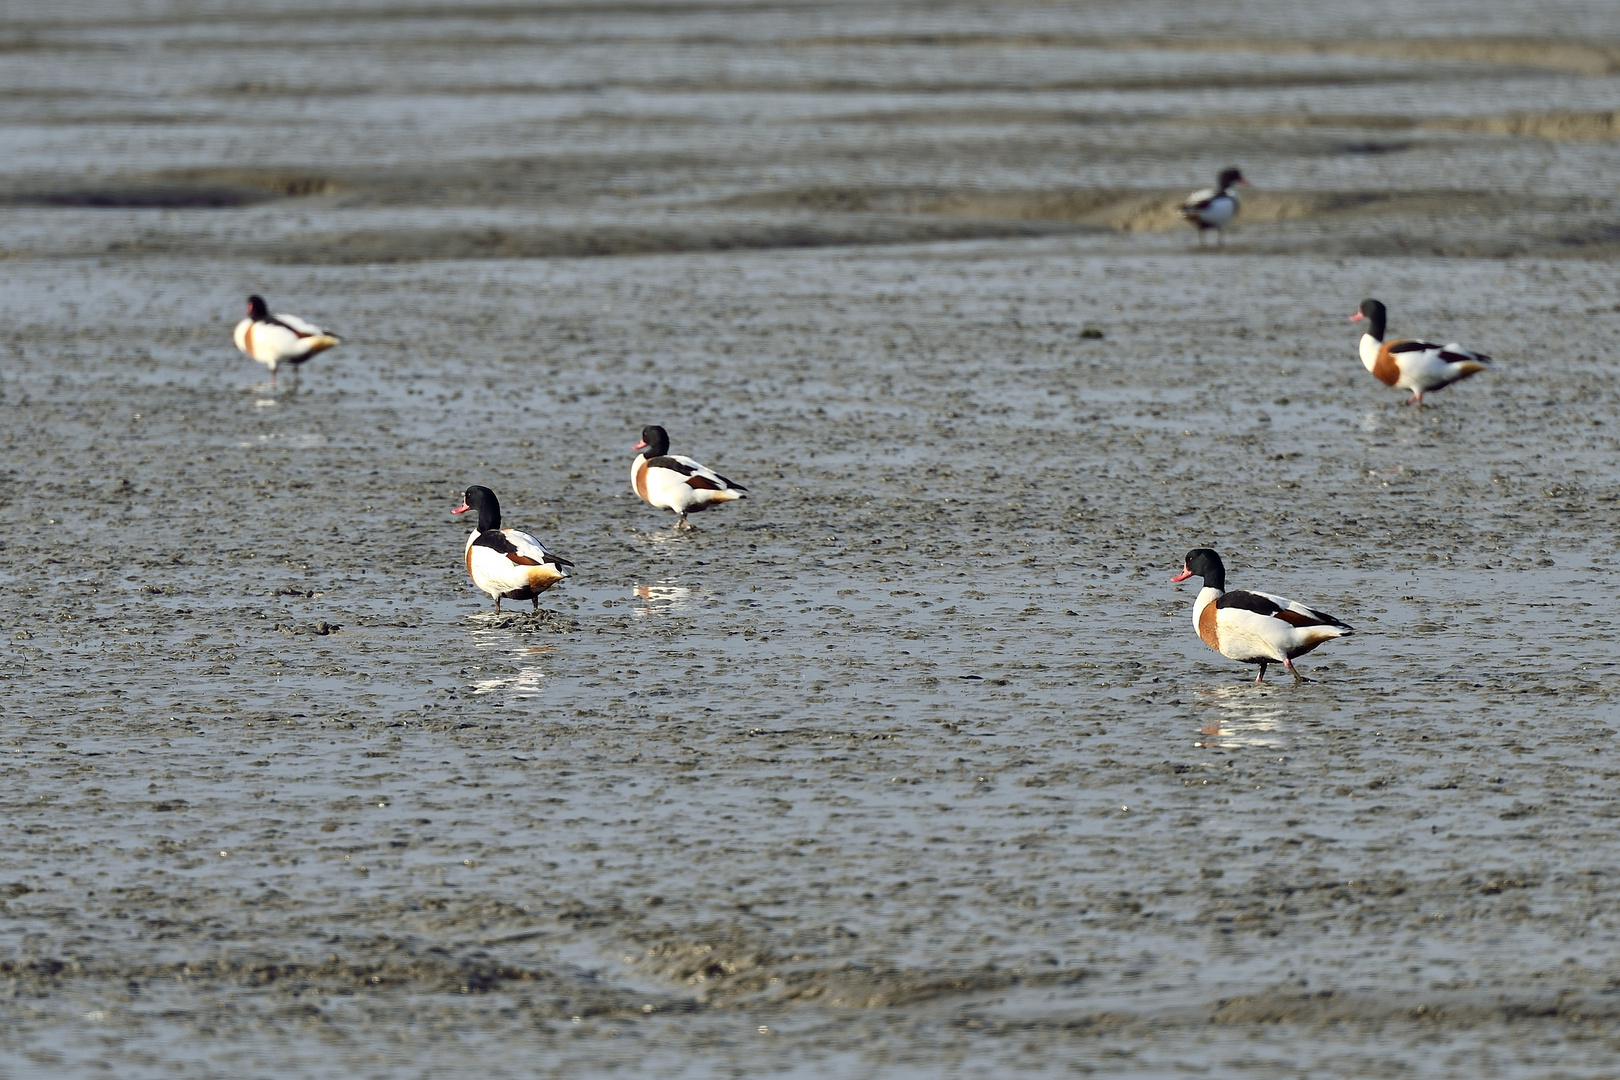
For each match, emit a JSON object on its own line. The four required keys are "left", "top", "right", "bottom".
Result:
{"left": 1351, "top": 298, "right": 1491, "bottom": 406}
{"left": 452, "top": 485, "right": 573, "bottom": 613}
{"left": 232, "top": 294, "right": 342, "bottom": 388}
{"left": 630, "top": 425, "right": 748, "bottom": 529}
{"left": 1180, "top": 167, "right": 1247, "bottom": 246}
{"left": 1171, "top": 548, "right": 1353, "bottom": 683}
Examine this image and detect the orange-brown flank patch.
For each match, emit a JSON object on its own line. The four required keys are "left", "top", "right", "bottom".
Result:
{"left": 1372, "top": 340, "right": 1407, "bottom": 386}
{"left": 1197, "top": 602, "right": 1221, "bottom": 651}
{"left": 632, "top": 458, "right": 650, "bottom": 502}
{"left": 243, "top": 323, "right": 255, "bottom": 356}
{"left": 686, "top": 475, "right": 722, "bottom": 491}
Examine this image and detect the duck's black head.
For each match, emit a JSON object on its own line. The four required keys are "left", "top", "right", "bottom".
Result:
{"left": 634, "top": 425, "right": 670, "bottom": 458}
{"left": 452, "top": 484, "right": 501, "bottom": 532}
{"left": 1217, "top": 167, "right": 1247, "bottom": 191}
{"left": 1351, "top": 298, "right": 1387, "bottom": 341}
{"left": 246, "top": 295, "right": 270, "bottom": 320}
{"left": 1171, "top": 548, "right": 1226, "bottom": 591}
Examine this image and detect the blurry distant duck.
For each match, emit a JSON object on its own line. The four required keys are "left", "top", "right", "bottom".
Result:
{"left": 630, "top": 425, "right": 747, "bottom": 529}
{"left": 1179, "top": 167, "right": 1247, "bottom": 245}
{"left": 232, "top": 294, "right": 341, "bottom": 388}
{"left": 1351, "top": 299, "right": 1491, "bottom": 406}
{"left": 1171, "top": 549, "right": 1353, "bottom": 684}
{"left": 451, "top": 486, "right": 572, "bottom": 613}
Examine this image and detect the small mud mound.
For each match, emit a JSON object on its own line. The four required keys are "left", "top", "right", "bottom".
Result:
{"left": 1431, "top": 110, "right": 1620, "bottom": 140}
{"left": 631, "top": 928, "right": 1085, "bottom": 1008}
{"left": 21, "top": 185, "right": 271, "bottom": 209}
{"left": 13, "top": 171, "right": 337, "bottom": 210}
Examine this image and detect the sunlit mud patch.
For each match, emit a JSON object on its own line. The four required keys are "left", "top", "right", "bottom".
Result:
{"left": 631, "top": 927, "right": 1086, "bottom": 1009}
{"left": 1192, "top": 685, "right": 1287, "bottom": 750}
{"left": 238, "top": 433, "right": 327, "bottom": 449}
{"left": 633, "top": 583, "right": 700, "bottom": 616}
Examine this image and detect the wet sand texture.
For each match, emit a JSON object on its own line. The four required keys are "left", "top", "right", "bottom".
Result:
{"left": 3, "top": 1, "right": 1620, "bottom": 1077}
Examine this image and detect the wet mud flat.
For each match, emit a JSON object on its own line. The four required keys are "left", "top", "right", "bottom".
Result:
{"left": 4, "top": 248, "right": 1620, "bottom": 1078}
{"left": 3, "top": 1, "right": 1620, "bottom": 1077}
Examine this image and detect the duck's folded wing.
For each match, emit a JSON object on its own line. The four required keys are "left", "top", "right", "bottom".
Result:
{"left": 1439, "top": 345, "right": 1490, "bottom": 365}
{"left": 503, "top": 529, "right": 574, "bottom": 568}
{"left": 275, "top": 312, "right": 338, "bottom": 339}
{"left": 1386, "top": 339, "right": 1444, "bottom": 355}
{"left": 1234, "top": 589, "right": 1351, "bottom": 629}
{"left": 1180, "top": 187, "right": 1217, "bottom": 211}
{"left": 657, "top": 454, "right": 746, "bottom": 492}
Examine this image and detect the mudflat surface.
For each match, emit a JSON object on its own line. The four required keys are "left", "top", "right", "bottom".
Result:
{"left": 2, "top": 3, "right": 1620, "bottom": 1078}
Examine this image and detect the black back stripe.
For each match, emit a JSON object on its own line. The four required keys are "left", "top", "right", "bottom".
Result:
{"left": 647, "top": 456, "right": 699, "bottom": 476}
{"left": 1219, "top": 590, "right": 1349, "bottom": 629}
{"left": 472, "top": 530, "right": 519, "bottom": 555}
{"left": 1215, "top": 590, "right": 1283, "bottom": 617}
{"left": 473, "top": 529, "right": 571, "bottom": 568}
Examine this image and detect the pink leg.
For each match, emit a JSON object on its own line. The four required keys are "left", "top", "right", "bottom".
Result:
{"left": 1254, "top": 663, "right": 1267, "bottom": 683}
{"left": 1283, "top": 658, "right": 1309, "bottom": 683}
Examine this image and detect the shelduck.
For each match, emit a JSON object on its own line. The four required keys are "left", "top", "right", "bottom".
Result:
{"left": 451, "top": 486, "right": 573, "bottom": 613}
{"left": 232, "top": 294, "right": 341, "bottom": 387}
{"left": 1171, "top": 549, "right": 1353, "bottom": 683}
{"left": 1351, "top": 298, "right": 1490, "bottom": 406}
{"left": 1179, "top": 167, "right": 1247, "bottom": 245}
{"left": 630, "top": 425, "right": 747, "bottom": 529}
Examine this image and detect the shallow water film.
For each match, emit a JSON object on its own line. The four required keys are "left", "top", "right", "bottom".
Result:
{"left": 3, "top": 1, "right": 1620, "bottom": 1077}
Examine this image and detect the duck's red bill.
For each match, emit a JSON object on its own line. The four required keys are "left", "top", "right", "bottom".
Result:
{"left": 1349, "top": 312, "right": 1364, "bottom": 322}
{"left": 633, "top": 440, "right": 648, "bottom": 450}
{"left": 1170, "top": 568, "right": 1193, "bottom": 582}
{"left": 451, "top": 501, "right": 470, "bottom": 514}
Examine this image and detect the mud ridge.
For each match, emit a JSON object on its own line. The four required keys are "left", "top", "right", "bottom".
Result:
{"left": 786, "top": 33, "right": 1620, "bottom": 76}
{"left": 254, "top": 219, "right": 1076, "bottom": 263}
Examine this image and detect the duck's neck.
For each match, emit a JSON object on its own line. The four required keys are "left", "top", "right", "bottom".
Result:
{"left": 477, "top": 504, "right": 501, "bottom": 533}
{"left": 1362, "top": 307, "right": 1386, "bottom": 342}
{"left": 1359, "top": 333, "right": 1383, "bottom": 373}
{"left": 1193, "top": 585, "right": 1223, "bottom": 622}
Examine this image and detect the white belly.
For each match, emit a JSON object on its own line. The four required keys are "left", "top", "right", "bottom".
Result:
{"left": 1198, "top": 196, "right": 1237, "bottom": 228}
{"left": 1395, "top": 348, "right": 1463, "bottom": 392}
{"left": 644, "top": 468, "right": 715, "bottom": 514}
